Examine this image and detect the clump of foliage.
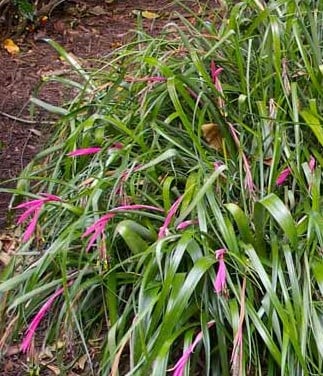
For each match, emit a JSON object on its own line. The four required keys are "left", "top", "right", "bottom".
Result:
{"left": 13, "top": 0, "right": 35, "bottom": 20}
{"left": 0, "top": 0, "right": 322, "bottom": 375}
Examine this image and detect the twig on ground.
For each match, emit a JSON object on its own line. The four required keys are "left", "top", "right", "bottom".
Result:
{"left": 0, "top": 110, "right": 56, "bottom": 125}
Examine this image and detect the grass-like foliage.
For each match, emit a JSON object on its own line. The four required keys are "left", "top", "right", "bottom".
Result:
{"left": 1, "top": 1, "right": 322, "bottom": 374}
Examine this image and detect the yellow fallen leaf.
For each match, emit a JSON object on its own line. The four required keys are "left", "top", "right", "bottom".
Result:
{"left": 142, "top": 10, "right": 160, "bottom": 19}
{"left": 3, "top": 39, "right": 20, "bottom": 54}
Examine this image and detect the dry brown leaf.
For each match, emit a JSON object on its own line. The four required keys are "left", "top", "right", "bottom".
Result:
{"left": 0, "top": 250, "right": 11, "bottom": 266}
{"left": 89, "top": 5, "right": 106, "bottom": 16}
{"left": 44, "top": 364, "right": 61, "bottom": 375}
{"left": 0, "top": 232, "right": 19, "bottom": 266}
{"left": 201, "top": 123, "right": 223, "bottom": 151}
{"left": 79, "top": 177, "right": 95, "bottom": 187}
{"left": 3, "top": 359, "right": 15, "bottom": 372}
{"left": 263, "top": 157, "right": 273, "bottom": 166}
{"left": 3, "top": 39, "right": 20, "bottom": 54}
{"left": 75, "top": 354, "right": 88, "bottom": 370}
{"left": 4, "top": 345, "right": 20, "bottom": 356}
{"left": 39, "top": 347, "right": 54, "bottom": 360}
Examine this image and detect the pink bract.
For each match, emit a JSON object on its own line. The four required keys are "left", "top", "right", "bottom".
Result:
{"left": 67, "top": 147, "right": 102, "bottom": 156}
{"left": 276, "top": 167, "right": 291, "bottom": 186}
{"left": 21, "top": 287, "right": 65, "bottom": 353}
{"left": 214, "top": 248, "right": 227, "bottom": 294}
{"left": 158, "top": 195, "right": 183, "bottom": 239}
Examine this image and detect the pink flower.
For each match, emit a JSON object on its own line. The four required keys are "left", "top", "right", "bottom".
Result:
{"left": 21, "top": 286, "right": 65, "bottom": 353}
{"left": 242, "top": 154, "right": 255, "bottom": 193}
{"left": 125, "top": 75, "right": 166, "bottom": 83}
{"left": 158, "top": 195, "right": 183, "bottom": 239}
{"left": 111, "top": 142, "right": 124, "bottom": 150}
{"left": 176, "top": 219, "right": 198, "bottom": 230}
{"left": 115, "top": 164, "right": 142, "bottom": 205}
{"left": 67, "top": 147, "right": 102, "bottom": 157}
{"left": 309, "top": 156, "right": 316, "bottom": 172}
{"left": 82, "top": 213, "right": 116, "bottom": 252}
{"left": 213, "top": 161, "right": 224, "bottom": 171}
{"left": 210, "top": 60, "right": 225, "bottom": 109}
{"left": 214, "top": 248, "right": 227, "bottom": 294}
{"left": 170, "top": 321, "right": 215, "bottom": 376}
{"left": 210, "top": 60, "right": 224, "bottom": 91}
{"left": 276, "top": 167, "right": 291, "bottom": 186}
{"left": 15, "top": 193, "right": 62, "bottom": 241}
{"left": 227, "top": 122, "right": 240, "bottom": 147}
{"left": 147, "top": 76, "right": 166, "bottom": 83}
{"left": 82, "top": 205, "right": 163, "bottom": 252}
{"left": 227, "top": 123, "right": 255, "bottom": 194}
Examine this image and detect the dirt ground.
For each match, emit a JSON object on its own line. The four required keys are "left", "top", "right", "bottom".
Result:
{"left": 0, "top": 1, "right": 217, "bottom": 374}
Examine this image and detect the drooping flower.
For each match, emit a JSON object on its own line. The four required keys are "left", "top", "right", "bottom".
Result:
{"left": 82, "top": 205, "right": 163, "bottom": 252}
{"left": 309, "top": 156, "right": 316, "bottom": 173}
{"left": 213, "top": 161, "right": 224, "bottom": 171}
{"left": 158, "top": 195, "right": 183, "bottom": 239}
{"left": 214, "top": 248, "right": 227, "bottom": 294}
{"left": 210, "top": 60, "right": 225, "bottom": 110}
{"left": 21, "top": 286, "right": 65, "bottom": 353}
{"left": 147, "top": 76, "right": 166, "bottom": 83}
{"left": 227, "top": 123, "right": 255, "bottom": 194}
{"left": 227, "top": 122, "right": 240, "bottom": 147}
{"left": 231, "top": 278, "right": 246, "bottom": 376}
{"left": 176, "top": 219, "right": 198, "bottom": 230}
{"left": 15, "top": 193, "right": 62, "bottom": 242}
{"left": 170, "top": 321, "right": 215, "bottom": 376}
{"left": 276, "top": 167, "right": 291, "bottom": 186}
{"left": 67, "top": 147, "right": 102, "bottom": 157}
{"left": 111, "top": 142, "right": 124, "bottom": 150}
{"left": 115, "top": 164, "right": 142, "bottom": 205}
{"left": 242, "top": 153, "right": 255, "bottom": 193}
{"left": 82, "top": 213, "right": 116, "bottom": 252}
{"left": 210, "top": 60, "right": 224, "bottom": 91}
{"left": 125, "top": 75, "right": 166, "bottom": 84}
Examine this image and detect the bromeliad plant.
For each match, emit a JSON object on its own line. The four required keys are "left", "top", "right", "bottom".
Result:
{"left": 0, "top": 0, "right": 322, "bottom": 374}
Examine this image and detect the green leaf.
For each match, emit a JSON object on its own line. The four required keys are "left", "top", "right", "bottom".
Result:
{"left": 300, "top": 110, "right": 323, "bottom": 146}
{"left": 114, "top": 220, "right": 153, "bottom": 254}
{"left": 257, "top": 193, "right": 297, "bottom": 248}
{"left": 225, "top": 203, "right": 254, "bottom": 245}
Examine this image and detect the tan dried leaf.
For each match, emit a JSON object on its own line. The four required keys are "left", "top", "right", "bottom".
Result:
{"left": 201, "top": 123, "right": 223, "bottom": 151}
{"left": 76, "top": 354, "right": 88, "bottom": 370}
{"left": 89, "top": 6, "right": 106, "bottom": 16}
{"left": 44, "top": 364, "right": 60, "bottom": 375}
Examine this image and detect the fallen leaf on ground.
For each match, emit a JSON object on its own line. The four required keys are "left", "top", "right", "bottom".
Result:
{"left": 3, "top": 39, "right": 20, "bottom": 54}
{"left": 43, "top": 364, "right": 60, "bottom": 375}
{"left": 89, "top": 6, "right": 106, "bottom": 16}
{"left": 75, "top": 354, "right": 88, "bottom": 370}
{"left": 132, "top": 10, "right": 160, "bottom": 19}
{"left": 142, "top": 10, "right": 160, "bottom": 19}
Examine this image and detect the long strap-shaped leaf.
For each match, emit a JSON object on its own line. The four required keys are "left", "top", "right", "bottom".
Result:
{"left": 257, "top": 193, "right": 297, "bottom": 249}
